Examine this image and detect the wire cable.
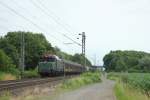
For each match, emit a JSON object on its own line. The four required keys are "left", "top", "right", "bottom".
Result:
{"left": 0, "top": 1, "right": 62, "bottom": 43}
{"left": 37, "top": 0, "right": 77, "bottom": 36}
{"left": 30, "top": 0, "right": 81, "bottom": 46}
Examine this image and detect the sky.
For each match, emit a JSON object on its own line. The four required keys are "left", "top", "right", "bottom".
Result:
{"left": 0, "top": 0, "right": 150, "bottom": 65}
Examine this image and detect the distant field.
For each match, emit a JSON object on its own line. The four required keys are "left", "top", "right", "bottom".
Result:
{"left": 107, "top": 72, "right": 150, "bottom": 100}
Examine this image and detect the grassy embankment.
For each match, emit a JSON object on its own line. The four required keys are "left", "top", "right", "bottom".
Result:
{"left": 0, "top": 68, "right": 39, "bottom": 81}
{"left": 0, "top": 68, "right": 20, "bottom": 81}
{"left": 0, "top": 72, "right": 17, "bottom": 81}
{"left": 107, "top": 72, "right": 150, "bottom": 100}
{"left": 0, "top": 71, "right": 101, "bottom": 100}
{"left": 60, "top": 71, "right": 101, "bottom": 90}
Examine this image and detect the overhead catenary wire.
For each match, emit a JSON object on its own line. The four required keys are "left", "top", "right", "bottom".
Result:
{"left": 11, "top": 0, "right": 70, "bottom": 44}
{"left": 0, "top": 1, "right": 81, "bottom": 53}
{"left": 11, "top": 0, "right": 37, "bottom": 19}
{"left": 63, "top": 34, "right": 81, "bottom": 46}
{"left": 10, "top": 0, "right": 58, "bottom": 38}
{"left": 37, "top": 0, "right": 81, "bottom": 37}
{"left": 0, "top": 1, "right": 82, "bottom": 70}
{"left": 37, "top": 0, "right": 77, "bottom": 36}
{"left": 30, "top": 0, "right": 81, "bottom": 46}
{"left": 8, "top": 0, "right": 62, "bottom": 43}
{"left": 0, "top": 1, "right": 62, "bottom": 43}
{"left": 0, "top": 22, "right": 24, "bottom": 35}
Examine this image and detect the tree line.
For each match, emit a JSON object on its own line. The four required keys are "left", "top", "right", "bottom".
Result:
{"left": 103, "top": 50, "right": 150, "bottom": 72}
{"left": 0, "top": 31, "right": 92, "bottom": 73}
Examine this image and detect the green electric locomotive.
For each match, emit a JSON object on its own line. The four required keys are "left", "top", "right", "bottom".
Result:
{"left": 38, "top": 54, "right": 85, "bottom": 76}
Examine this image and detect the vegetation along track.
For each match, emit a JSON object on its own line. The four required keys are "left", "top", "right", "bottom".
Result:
{"left": 0, "top": 76, "right": 74, "bottom": 93}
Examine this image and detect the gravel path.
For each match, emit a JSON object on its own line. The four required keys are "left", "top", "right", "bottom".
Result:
{"left": 53, "top": 77, "right": 116, "bottom": 100}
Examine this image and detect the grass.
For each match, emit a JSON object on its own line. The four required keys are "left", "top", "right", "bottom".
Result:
{"left": 107, "top": 72, "right": 150, "bottom": 100}
{"left": 0, "top": 67, "right": 40, "bottom": 81}
{"left": 0, "top": 72, "right": 17, "bottom": 81}
{"left": 0, "top": 91, "right": 11, "bottom": 100}
{"left": 60, "top": 71, "right": 101, "bottom": 90}
{"left": 107, "top": 72, "right": 121, "bottom": 81}
{"left": 115, "top": 82, "right": 149, "bottom": 100}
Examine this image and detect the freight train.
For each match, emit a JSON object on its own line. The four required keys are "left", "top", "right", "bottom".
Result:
{"left": 38, "top": 54, "right": 86, "bottom": 76}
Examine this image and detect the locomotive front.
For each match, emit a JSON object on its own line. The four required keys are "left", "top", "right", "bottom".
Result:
{"left": 38, "top": 55, "right": 58, "bottom": 76}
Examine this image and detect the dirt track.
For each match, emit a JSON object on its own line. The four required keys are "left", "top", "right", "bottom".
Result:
{"left": 53, "top": 77, "right": 116, "bottom": 100}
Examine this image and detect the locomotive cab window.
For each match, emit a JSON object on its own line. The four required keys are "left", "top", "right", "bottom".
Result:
{"left": 47, "top": 57, "right": 56, "bottom": 62}
{"left": 40, "top": 56, "right": 56, "bottom": 62}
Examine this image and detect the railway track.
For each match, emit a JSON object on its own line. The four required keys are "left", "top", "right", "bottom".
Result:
{"left": 0, "top": 76, "right": 74, "bottom": 93}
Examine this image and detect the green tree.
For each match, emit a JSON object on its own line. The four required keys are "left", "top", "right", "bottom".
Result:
{"left": 54, "top": 47, "right": 92, "bottom": 66}
{"left": 138, "top": 56, "right": 150, "bottom": 72}
{"left": 0, "top": 38, "right": 19, "bottom": 66}
{"left": 103, "top": 50, "right": 150, "bottom": 72}
{"left": 0, "top": 49, "right": 14, "bottom": 69}
{"left": 71, "top": 53, "right": 92, "bottom": 66}
{"left": 0, "top": 31, "right": 55, "bottom": 69}
{"left": 0, "top": 31, "right": 92, "bottom": 70}
{"left": 54, "top": 46, "right": 73, "bottom": 60}
{"left": 115, "top": 58, "right": 127, "bottom": 71}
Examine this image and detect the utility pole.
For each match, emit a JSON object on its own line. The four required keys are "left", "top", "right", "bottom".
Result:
{"left": 79, "top": 32, "right": 86, "bottom": 68}
{"left": 94, "top": 54, "right": 97, "bottom": 65}
{"left": 20, "top": 32, "right": 25, "bottom": 78}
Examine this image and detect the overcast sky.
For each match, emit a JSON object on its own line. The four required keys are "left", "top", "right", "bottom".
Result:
{"left": 0, "top": 0, "right": 150, "bottom": 65}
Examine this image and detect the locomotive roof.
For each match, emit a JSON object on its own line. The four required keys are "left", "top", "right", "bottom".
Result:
{"left": 42, "top": 54, "right": 61, "bottom": 60}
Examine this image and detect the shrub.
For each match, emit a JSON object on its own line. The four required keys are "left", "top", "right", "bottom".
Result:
{"left": 22, "top": 68, "right": 40, "bottom": 78}
{"left": 0, "top": 49, "right": 20, "bottom": 78}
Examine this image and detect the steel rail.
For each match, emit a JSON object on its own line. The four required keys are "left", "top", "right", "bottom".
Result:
{"left": 0, "top": 76, "right": 72, "bottom": 92}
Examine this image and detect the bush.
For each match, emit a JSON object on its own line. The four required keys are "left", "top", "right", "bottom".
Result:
{"left": 0, "top": 49, "right": 20, "bottom": 79}
{"left": 22, "top": 68, "right": 40, "bottom": 78}
{"left": 0, "top": 67, "right": 20, "bottom": 76}
{"left": 0, "top": 49, "right": 12, "bottom": 68}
